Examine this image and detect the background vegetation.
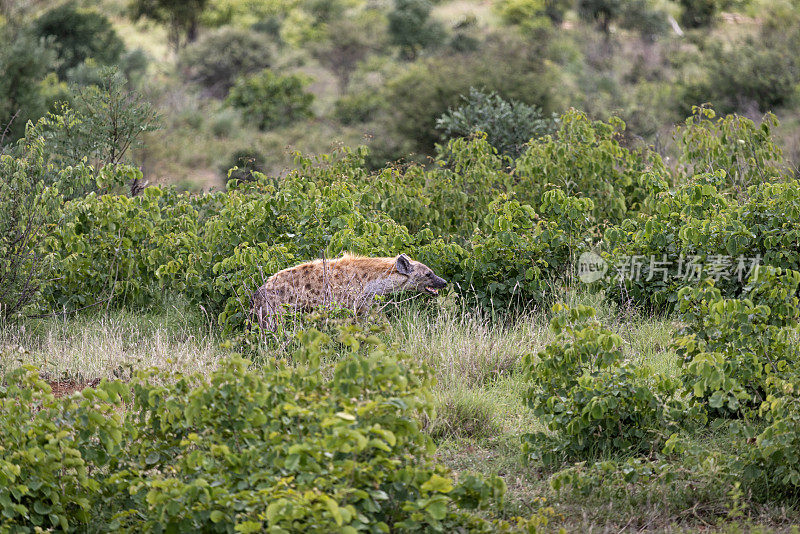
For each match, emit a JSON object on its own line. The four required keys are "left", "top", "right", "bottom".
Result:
{"left": 5, "top": 0, "right": 800, "bottom": 532}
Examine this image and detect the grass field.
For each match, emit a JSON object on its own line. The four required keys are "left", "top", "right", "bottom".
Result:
{"left": 4, "top": 292, "right": 800, "bottom": 532}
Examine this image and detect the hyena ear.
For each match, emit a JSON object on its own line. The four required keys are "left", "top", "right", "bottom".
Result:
{"left": 395, "top": 254, "right": 413, "bottom": 275}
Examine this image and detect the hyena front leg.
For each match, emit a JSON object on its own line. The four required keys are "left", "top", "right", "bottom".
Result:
{"left": 250, "top": 290, "right": 279, "bottom": 332}
{"left": 354, "top": 292, "right": 377, "bottom": 318}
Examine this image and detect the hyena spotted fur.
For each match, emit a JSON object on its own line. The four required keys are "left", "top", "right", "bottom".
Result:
{"left": 250, "top": 253, "right": 447, "bottom": 330}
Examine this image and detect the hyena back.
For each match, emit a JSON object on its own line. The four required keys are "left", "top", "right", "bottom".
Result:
{"left": 250, "top": 253, "right": 446, "bottom": 330}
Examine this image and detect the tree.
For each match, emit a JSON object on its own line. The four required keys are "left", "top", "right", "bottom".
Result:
{"left": 384, "top": 33, "right": 556, "bottom": 155}
{"left": 32, "top": 4, "right": 125, "bottom": 80}
{"left": 178, "top": 27, "right": 273, "bottom": 98}
{"left": 129, "top": 0, "right": 209, "bottom": 51}
{"left": 388, "top": 0, "right": 446, "bottom": 60}
{"left": 578, "top": 0, "right": 622, "bottom": 36}
{"left": 313, "top": 12, "right": 387, "bottom": 94}
{"left": 0, "top": 30, "right": 67, "bottom": 143}
{"left": 619, "top": 0, "right": 668, "bottom": 42}
{"left": 34, "top": 67, "right": 160, "bottom": 194}
{"left": 226, "top": 70, "right": 314, "bottom": 130}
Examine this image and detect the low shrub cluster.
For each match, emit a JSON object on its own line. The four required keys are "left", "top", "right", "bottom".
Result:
{"left": 674, "top": 267, "right": 800, "bottom": 417}
{"left": 564, "top": 267, "right": 800, "bottom": 506}
{"left": 521, "top": 303, "right": 700, "bottom": 466}
{"left": 0, "top": 329, "right": 553, "bottom": 532}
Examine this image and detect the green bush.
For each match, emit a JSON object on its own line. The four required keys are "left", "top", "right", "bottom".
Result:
{"left": 436, "top": 88, "right": 554, "bottom": 158}
{"left": 226, "top": 70, "right": 314, "bottom": 130}
{"left": 673, "top": 267, "right": 800, "bottom": 417}
{"left": 522, "top": 304, "right": 698, "bottom": 466}
{"left": 741, "top": 379, "right": 800, "bottom": 498}
{"left": 684, "top": 21, "right": 800, "bottom": 115}
{"left": 179, "top": 27, "right": 273, "bottom": 98}
{"left": 515, "top": 109, "right": 670, "bottom": 225}
{"left": 32, "top": 4, "right": 125, "bottom": 80}
{"left": 674, "top": 106, "right": 790, "bottom": 198}
{"left": 388, "top": 0, "right": 446, "bottom": 60}
{"left": 384, "top": 33, "right": 556, "bottom": 155}
{"left": 457, "top": 191, "right": 592, "bottom": 311}
{"left": 334, "top": 91, "right": 385, "bottom": 125}
{"left": 0, "top": 136, "right": 72, "bottom": 320}
{"left": 221, "top": 148, "right": 267, "bottom": 184}
{"left": 494, "top": 0, "right": 556, "bottom": 34}
{"left": 0, "top": 329, "right": 552, "bottom": 532}
{"left": 602, "top": 173, "right": 800, "bottom": 310}
{"left": 0, "top": 366, "right": 127, "bottom": 531}
{"left": 0, "top": 30, "right": 67, "bottom": 143}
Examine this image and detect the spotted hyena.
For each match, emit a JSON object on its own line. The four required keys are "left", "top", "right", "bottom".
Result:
{"left": 249, "top": 253, "right": 447, "bottom": 330}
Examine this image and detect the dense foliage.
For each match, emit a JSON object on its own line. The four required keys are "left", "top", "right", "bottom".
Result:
{"left": 0, "top": 328, "right": 556, "bottom": 532}
{"left": 226, "top": 70, "right": 315, "bottom": 130}
{"left": 522, "top": 303, "right": 699, "bottom": 465}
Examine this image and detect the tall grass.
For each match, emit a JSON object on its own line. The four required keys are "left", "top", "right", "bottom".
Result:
{"left": 0, "top": 301, "right": 224, "bottom": 380}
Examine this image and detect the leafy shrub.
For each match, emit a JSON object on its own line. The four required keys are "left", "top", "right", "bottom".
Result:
{"left": 0, "top": 366, "right": 127, "bottom": 531}
{"left": 741, "top": 379, "right": 800, "bottom": 497}
{"left": 221, "top": 148, "right": 266, "bottom": 184}
{"left": 673, "top": 267, "right": 800, "bottom": 417}
{"left": 494, "top": 0, "right": 556, "bottom": 33}
{"left": 0, "top": 30, "right": 66, "bottom": 143}
{"left": 602, "top": 173, "right": 800, "bottom": 309}
{"left": 32, "top": 4, "right": 125, "bottom": 80}
{"left": 457, "top": 192, "right": 592, "bottom": 311}
{"left": 436, "top": 88, "right": 554, "bottom": 158}
{"left": 178, "top": 27, "right": 273, "bottom": 98}
{"left": 388, "top": 0, "right": 446, "bottom": 60}
{"left": 384, "top": 33, "right": 556, "bottom": 155}
{"left": 0, "top": 328, "right": 551, "bottom": 532}
{"left": 515, "top": 109, "right": 670, "bottom": 224}
{"left": 685, "top": 25, "right": 800, "bottom": 115}
{"left": 334, "top": 91, "right": 385, "bottom": 125}
{"left": 0, "top": 136, "right": 68, "bottom": 319}
{"left": 226, "top": 70, "right": 314, "bottom": 130}
{"left": 41, "top": 187, "right": 183, "bottom": 311}
{"left": 679, "top": 0, "right": 716, "bottom": 28}
{"left": 522, "top": 304, "right": 697, "bottom": 466}
{"left": 674, "top": 106, "right": 790, "bottom": 198}
{"left": 209, "top": 106, "right": 241, "bottom": 137}
{"left": 550, "top": 457, "right": 679, "bottom": 498}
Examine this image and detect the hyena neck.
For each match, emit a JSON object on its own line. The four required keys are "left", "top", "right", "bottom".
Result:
{"left": 362, "top": 273, "right": 408, "bottom": 296}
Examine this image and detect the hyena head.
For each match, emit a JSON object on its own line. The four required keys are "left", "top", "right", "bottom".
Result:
{"left": 394, "top": 254, "right": 447, "bottom": 296}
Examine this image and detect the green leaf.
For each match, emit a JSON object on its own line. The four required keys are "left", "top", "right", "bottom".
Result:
{"left": 421, "top": 474, "right": 453, "bottom": 494}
